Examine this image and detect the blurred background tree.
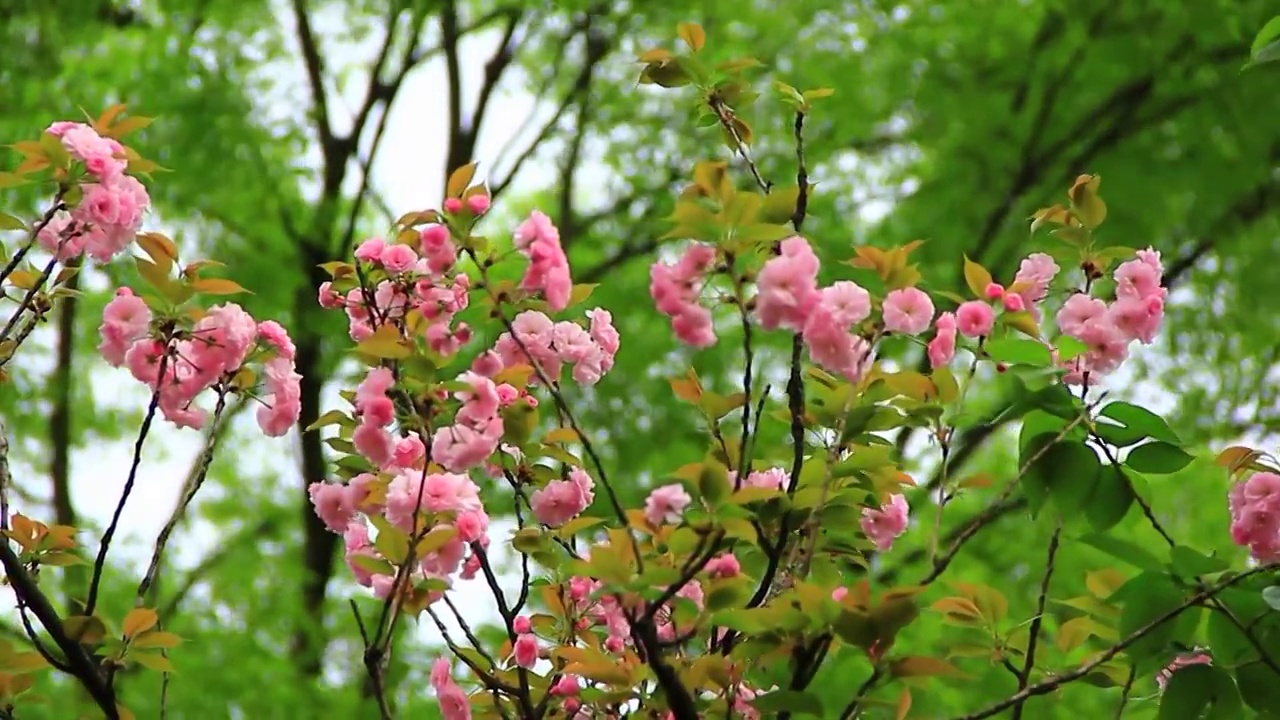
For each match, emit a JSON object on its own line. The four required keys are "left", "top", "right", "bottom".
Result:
{"left": 1, "top": 0, "right": 1277, "bottom": 717}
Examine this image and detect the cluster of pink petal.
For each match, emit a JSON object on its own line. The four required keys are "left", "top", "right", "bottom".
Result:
{"left": 515, "top": 211, "right": 573, "bottom": 312}
{"left": 98, "top": 289, "right": 300, "bottom": 434}
{"left": 731, "top": 467, "right": 787, "bottom": 492}
{"left": 1228, "top": 472, "right": 1280, "bottom": 562}
{"left": 650, "top": 243, "right": 718, "bottom": 347}
{"left": 644, "top": 483, "right": 692, "bottom": 526}
{"left": 756, "top": 237, "right": 876, "bottom": 382}
{"left": 1155, "top": 649, "right": 1212, "bottom": 692}
{"left": 37, "top": 122, "right": 150, "bottom": 262}
{"left": 860, "top": 493, "right": 909, "bottom": 552}
{"left": 431, "top": 659, "right": 472, "bottom": 720}
{"left": 432, "top": 372, "right": 518, "bottom": 473}
{"left": 530, "top": 467, "right": 596, "bottom": 526}
{"left": 1056, "top": 248, "right": 1166, "bottom": 384}
{"left": 351, "top": 367, "right": 399, "bottom": 468}
{"left": 491, "top": 309, "right": 620, "bottom": 386}
{"left": 310, "top": 463, "right": 492, "bottom": 599}
{"left": 324, "top": 237, "right": 474, "bottom": 356}
{"left": 511, "top": 615, "right": 539, "bottom": 669}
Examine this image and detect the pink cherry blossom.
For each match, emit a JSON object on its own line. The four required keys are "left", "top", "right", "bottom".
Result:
{"left": 515, "top": 211, "right": 572, "bottom": 311}
{"left": 955, "top": 300, "right": 995, "bottom": 338}
{"left": 860, "top": 493, "right": 909, "bottom": 552}
{"left": 820, "top": 281, "right": 872, "bottom": 327}
{"left": 1228, "top": 472, "right": 1280, "bottom": 562}
{"left": 431, "top": 659, "right": 472, "bottom": 720}
{"left": 531, "top": 469, "right": 595, "bottom": 527}
{"left": 98, "top": 288, "right": 151, "bottom": 366}
{"left": 755, "top": 236, "right": 822, "bottom": 332}
{"left": 928, "top": 313, "right": 957, "bottom": 369}
{"left": 881, "top": 287, "right": 934, "bottom": 336}
{"left": 802, "top": 305, "right": 875, "bottom": 383}
{"left": 644, "top": 484, "right": 692, "bottom": 526}
{"left": 650, "top": 243, "right": 718, "bottom": 347}
{"left": 1012, "top": 252, "right": 1060, "bottom": 307}
{"left": 1056, "top": 294, "right": 1108, "bottom": 337}
{"left": 513, "top": 633, "right": 539, "bottom": 669}
{"left": 704, "top": 553, "right": 741, "bottom": 578}
{"left": 309, "top": 482, "right": 355, "bottom": 533}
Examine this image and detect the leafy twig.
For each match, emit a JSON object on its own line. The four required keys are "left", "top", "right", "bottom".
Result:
{"left": 950, "top": 563, "right": 1280, "bottom": 720}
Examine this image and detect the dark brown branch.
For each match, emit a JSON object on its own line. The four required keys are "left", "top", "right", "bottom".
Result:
{"left": 289, "top": 0, "right": 337, "bottom": 155}
{"left": 1009, "top": 523, "right": 1061, "bottom": 720}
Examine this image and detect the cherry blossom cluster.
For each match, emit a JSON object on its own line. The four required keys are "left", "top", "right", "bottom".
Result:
{"left": 1053, "top": 249, "right": 1166, "bottom": 384}
{"left": 311, "top": 463, "right": 492, "bottom": 600}
{"left": 490, "top": 307, "right": 620, "bottom": 387}
{"left": 98, "top": 288, "right": 301, "bottom": 434}
{"left": 529, "top": 467, "right": 596, "bottom": 526}
{"left": 37, "top": 121, "right": 150, "bottom": 263}
{"left": 1228, "top": 471, "right": 1280, "bottom": 562}
{"left": 650, "top": 242, "right": 718, "bottom": 347}
{"left": 756, "top": 236, "right": 878, "bottom": 382}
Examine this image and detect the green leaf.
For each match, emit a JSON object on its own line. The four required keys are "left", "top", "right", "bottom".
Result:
{"left": 1116, "top": 571, "right": 1189, "bottom": 666}
{"left": 304, "top": 409, "right": 350, "bottom": 432}
{"left": 1126, "top": 442, "right": 1194, "bottom": 475}
{"left": 1084, "top": 465, "right": 1135, "bottom": 533}
{"left": 1169, "top": 546, "right": 1229, "bottom": 579}
{"left": 1262, "top": 586, "right": 1280, "bottom": 611}
{"left": 1022, "top": 438, "right": 1100, "bottom": 518}
{"left": 1158, "top": 664, "right": 1241, "bottom": 720}
{"left": 1095, "top": 402, "right": 1180, "bottom": 447}
{"left": 751, "top": 690, "right": 824, "bottom": 717}
{"left": 0, "top": 212, "right": 26, "bottom": 231}
{"left": 1079, "top": 533, "right": 1164, "bottom": 572}
{"left": 1236, "top": 661, "right": 1280, "bottom": 713}
{"left": 1053, "top": 334, "right": 1088, "bottom": 361}
{"left": 985, "top": 337, "right": 1053, "bottom": 367}
{"left": 1250, "top": 17, "right": 1280, "bottom": 60}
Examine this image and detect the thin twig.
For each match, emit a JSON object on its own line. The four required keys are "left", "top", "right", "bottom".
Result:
{"left": 136, "top": 391, "right": 228, "bottom": 604}
{"left": 86, "top": 350, "right": 171, "bottom": 615}
{"left": 1010, "top": 522, "right": 1061, "bottom": 720}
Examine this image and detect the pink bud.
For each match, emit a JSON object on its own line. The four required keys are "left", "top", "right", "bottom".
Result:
{"left": 551, "top": 676, "right": 580, "bottom": 697}
{"left": 604, "top": 636, "right": 624, "bottom": 654}
{"left": 984, "top": 282, "right": 1004, "bottom": 300}
{"left": 513, "top": 633, "right": 538, "bottom": 668}
{"left": 466, "top": 193, "right": 491, "bottom": 215}
{"left": 513, "top": 616, "right": 532, "bottom": 634}
{"left": 443, "top": 197, "right": 463, "bottom": 214}
{"left": 831, "top": 587, "right": 849, "bottom": 602}
{"left": 1003, "top": 293, "right": 1025, "bottom": 312}
{"left": 564, "top": 698, "right": 581, "bottom": 713}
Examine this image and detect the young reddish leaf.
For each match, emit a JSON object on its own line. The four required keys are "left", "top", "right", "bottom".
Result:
{"left": 889, "top": 656, "right": 967, "bottom": 678}
{"left": 122, "top": 608, "right": 158, "bottom": 639}
{"left": 637, "top": 48, "right": 674, "bottom": 63}
{"left": 354, "top": 325, "right": 411, "bottom": 360}
{"left": 542, "top": 427, "right": 581, "bottom": 444}
{"left": 896, "top": 687, "right": 912, "bottom": 720}
{"left": 106, "top": 115, "right": 154, "bottom": 139}
{"left": 6, "top": 270, "right": 38, "bottom": 290}
{"left": 129, "top": 650, "right": 174, "bottom": 673}
{"left": 669, "top": 369, "right": 703, "bottom": 403}
{"left": 131, "top": 631, "right": 183, "bottom": 650}
{"left": 962, "top": 255, "right": 994, "bottom": 298}
{"left": 445, "top": 162, "right": 478, "bottom": 199}
{"left": 930, "top": 597, "right": 984, "bottom": 624}
{"left": 94, "top": 104, "right": 129, "bottom": 133}
{"left": 677, "top": 22, "right": 706, "bottom": 53}
{"left": 191, "top": 277, "right": 249, "bottom": 295}
{"left": 135, "top": 232, "right": 178, "bottom": 263}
